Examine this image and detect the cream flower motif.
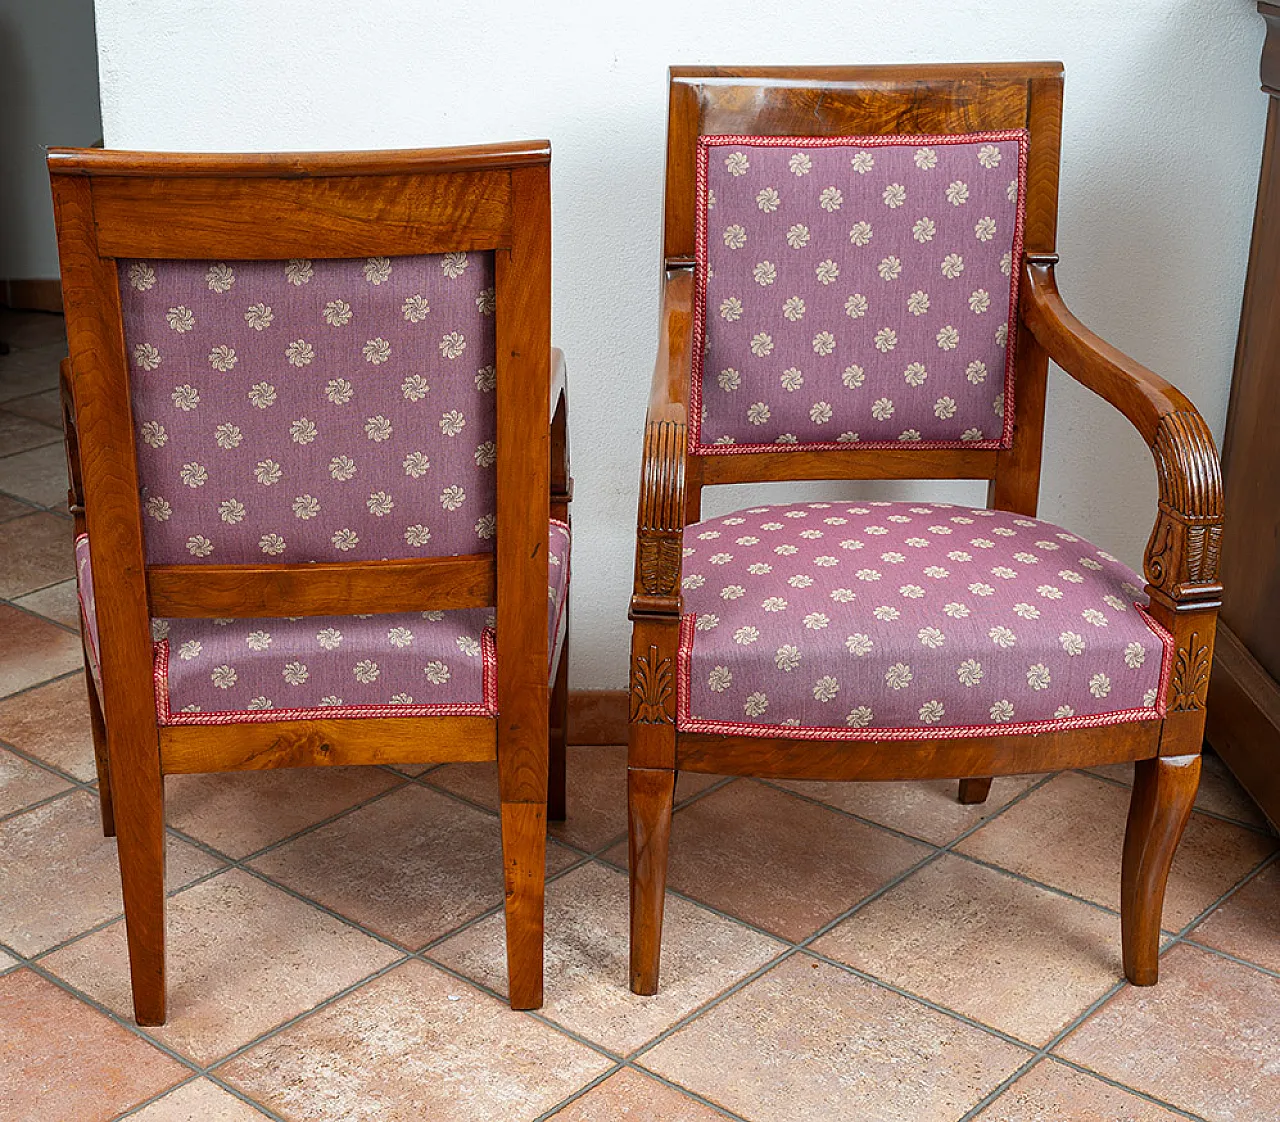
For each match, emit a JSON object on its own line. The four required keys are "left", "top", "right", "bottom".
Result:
{"left": 882, "top": 183, "right": 906, "bottom": 208}
{"left": 878, "top": 255, "right": 902, "bottom": 281}
{"left": 353, "top": 659, "right": 380, "bottom": 683}
{"left": 178, "top": 462, "right": 207, "bottom": 488}
{"left": 439, "top": 331, "right": 466, "bottom": 359}
{"left": 844, "top": 294, "right": 868, "bottom": 320}
{"left": 941, "top": 253, "right": 965, "bottom": 279}
{"left": 844, "top": 633, "right": 873, "bottom": 657}
{"left": 936, "top": 325, "right": 960, "bottom": 351}
{"left": 440, "top": 485, "right": 466, "bottom": 511}
{"left": 954, "top": 658, "right": 984, "bottom": 687}
{"left": 284, "top": 259, "right": 314, "bottom": 286}
{"left": 171, "top": 384, "right": 199, "bottom": 411}
{"left": 871, "top": 397, "right": 895, "bottom": 420}
{"left": 872, "top": 605, "right": 899, "bottom": 620}
{"left": 418, "top": 657, "right": 450, "bottom": 685}
{"left": 474, "top": 513, "right": 496, "bottom": 538}
{"left": 320, "top": 696, "right": 344, "bottom": 706}
{"left": 401, "top": 374, "right": 430, "bottom": 402}
{"left": 918, "top": 626, "right": 945, "bottom": 649}
{"left": 283, "top": 339, "right": 313, "bottom": 368}
{"left": 1142, "top": 689, "right": 1158, "bottom": 707}
{"left": 363, "top": 337, "right": 391, "bottom": 365}
{"left": 259, "top": 533, "right": 285, "bottom": 556}
{"left": 1089, "top": 672, "right": 1112, "bottom": 698}
{"left": 848, "top": 221, "right": 873, "bottom": 247}
{"left": 944, "top": 602, "right": 971, "bottom": 618}
{"left": 819, "top": 186, "right": 843, "bottom": 212}
{"left": 996, "top": 323, "right": 1009, "bottom": 347}
{"left": 1059, "top": 569, "right": 1086, "bottom": 584}
{"left": 810, "top": 401, "right": 833, "bottom": 424}
{"left": 206, "top": 263, "right": 235, "bottom": 292}
{"left": 885, "top": 663, "right": 913, "bottom": 690}
{"left": 974, "top": 216, "right": 997, "bottom": 243}
{"left": 774, "top": 645, "right": 801, "bottom": 672}
{"left": 723, "top": 224, "right": 747, "bottom": 250}
{"left": 788, "top": 152, "right": 812, "bottom": 176}
{"left": 1082, "top": 608, "right": 1109, "bottom": 628}
{"left": 474, "top": 365, "right": 496, "bottom": 392}
{"left": 1007, "top": 178, "right": 1020, "bottom": 203}
{"left": 1079, "top": 557, "right": 1103, "bottom": 571}
{"left": 908, "top": 146, "right": 936, "bottom": 169}
{"left": 744, "top": 692, "right": 769, "bottom": 718}
{"left": 804, "top": 611, "right": 830, "bottom": 630}
{"left": 211, "top": 665, "right": 237, "bottom": 689}
{"left": 753, "top": 261, "right": 777, "bottom": 286}
{"left": 780, "top": 367, "right": 804, "bottom": 391}
{"left": 873, "top": 327, "right": 897, "bottom": 353}
{"left": 1024, "top": 663, "right": 1050, "bottom": 691}
{"left": 329, "top": 455, "right": 357, "bottom": 481}
{"left": 988, "top": 625, "right": 1017, "bottom": 648}
{"left": 912, "top": 216, "right": 936, "bottom": 244}
{"left": 725, "top": 152, "right": 749, "bottom": 176}
{"left": 762, "top": 596, "right": 788, "bottom": 612}
{"left": 1013, "top": 602, "right": 1041, "bottom": 619}
{"left": 186, "top": 535, "right": 213, "bottom": 557}
{"left": 246, "top": 630, "right": 272, "bottom": 651}
{"left": 978, "top": 144, "right": 1002, "bottom": 169}
{"left": 384, "top": 625, "right": 413, "bottom": 649}
{"left": 708, "top": 666, "right": 733, "bottom": 692}
{"left": 152, "top": 620, "right": 170, "bottom": 641}
{"left": 214, "top": 423, "right": 242, "bottom": 450}
{"left": 1103, "top": 594, "right": 1129, "bottom": 612}
{"left": 474, "top": 441, "right": 496, "bottom": 468}
{"left": 746, "top": 401, "right": 771, "bottom": 426}
{"left": 749, "top": 332, "right": 774, "bottom": 358}
{"left": 903, "top": 289, "right": 930, "bottom": 317}
{"left": 402, "top": 294, "right": 431, "bottom": 322}
{"left": 842, "top": 364, "right": 865, "bottom": 390}
{"left": 362, "top": 415, "right": 391, "bottom": 443}
{"left": 282, "top": 418, "right": 315, "bottom": 448}
{"left": 1060, "top": 631, "right": 1085, "bottom": 655}
{"left": 134, "top": 343, "right": 162, "bottom": 371}
{"left": 934, "top": 396, "right": 958, "bottom": 419}
{"left": 851, "top": 151, "right": 875, "bottom": 174}
{"left": 140, "top": 421, "right": 168, "bottom": 448}
{"left": 844, "top": 704, "right": 872, "bottom": 728}
{"left": 969, "top": 289, "right": 991, "bottom": 314}
{"left": 734, "top": 626, "right": 760, "bottom": 646}
{"left": 902, "top": 362, "right": 928, "bottom": 387}
{"left": 432, "top": 410, "right": 464, "bottom": 438}
{"left": 718, "top": 368, "right": 741, "bottom": 392}
{"left": 786, "top": 224, "right": 811, "bottom": 249}
{"left": 291, "top": 493, "right": 318, "bottom": 521}
{"left": 813, "top": 676, "right": 839, "bottom": 702}
{"left": 437, "top": 251, "right": 469, "bottom": 279}
{"left": 756, "top": 186, "right": 780, "bottom": 212}
{"left": 314, "top": 627, "right": 344, "bottom": 651}
{"left": 457, "top": 635, "right": 482, "bottom": 657}
{"left": 721, "top": 585, "right": 745, "bottom": 600}
{"left": 164, "top": 305, "right": 196, "bottom": 335}
{"left": 312, "top": 301, "right": 351, "bottom": 332}
{"left": 1000, "top": 251, "right": 1013, "bottom": 277}
{"left": 128, "top": 262, "right": 156, "bottom": 291}
{"left": 1035, "top": 584, "right": 1063, "bottom": 601}
{"left": 280, "top": 660, "right": 309, "bottom": 686}
{"left": 404, "top": 524, "right": 431, "bottom": 546}
{"left": 1124, "top": 642, "right": 1147, "bottom": 669}
{"left": 218, "top": 498, "right": 246, "bottom": 525}
{"left": 990, "top": 699, "right": 1015, "bottom": 722}
{"left": 812, "top": 331, "right": 836, "bottom": 355}
{"left": 331, "top": 528, "right": 359, "bottom": 552}
{"left": 360, "top": 256, "right": 391, "bottom": 285}
{"left": 366, "top": 491, "right": 394, "bottom": 517}
{"left": 815, "top": 259, "right": 840, "bottom": 285}
{"left": 965, "top": 360, "right": 988, "bottom": 384}
{"left": 721, "top": 296, "right": 744, "bottom": 321}
{"left": 145, "top": 495, "right": 172, "bottom": 521}
{"left": 240, "top": 303, "right": 274, "bottom": 333}
{"left": 915, "top": 699, "right": 944, "bottom": 725}
{"left": 326, "top": 378, "right": 354, "bottom": 405}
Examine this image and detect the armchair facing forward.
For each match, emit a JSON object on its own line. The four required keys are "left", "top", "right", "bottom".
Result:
{"left": 50, "top": 143, "right": 570, "bottom": 1023}
{"left": 627, "top": 65, "right": 1222, "bottom": 994}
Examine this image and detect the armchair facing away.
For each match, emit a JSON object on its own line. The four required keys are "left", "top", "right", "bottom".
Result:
{"left": 49, "top": 143, "right": 570, "bottom": 1022}
{"left": 628, "top": 65, "right": 1223, "bottom": 994}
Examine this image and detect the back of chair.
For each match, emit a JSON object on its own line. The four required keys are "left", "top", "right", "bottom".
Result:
{"left": 50, "top": 144, "right": 551, "bottom": 758}
{"left": 663, "top": 65, "right": 1063, "bottom": 511}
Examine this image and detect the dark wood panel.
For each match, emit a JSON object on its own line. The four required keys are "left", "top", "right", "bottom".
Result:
{"left": 697, "top": 447, "right": 997, "bottom": 485}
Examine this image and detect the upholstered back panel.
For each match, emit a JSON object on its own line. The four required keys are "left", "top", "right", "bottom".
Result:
{"left": 120, "top": 253, "right": 496, "bottom": 564}
{"left": 692, "top": 133, "right": 1027, "bottom": 452}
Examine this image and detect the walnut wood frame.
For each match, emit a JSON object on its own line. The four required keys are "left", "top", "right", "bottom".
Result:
{"left": 628, "top": 65, "right": 1223, "bottom": 996}
{"left": 49, "top": 142, "right": 565, "bottom": 1022}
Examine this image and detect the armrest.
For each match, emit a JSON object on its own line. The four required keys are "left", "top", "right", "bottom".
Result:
{"left": 59, "top": 357, "right": 87, "bottom": 525}
{"left": 631, "top": 268, "right": 694, "bottom": 618}
{"left": 550, "top": 347, "right": 571, "bottom": 508}
{"left": 1021, "top": 258, "right": 1223, "bottom": 603}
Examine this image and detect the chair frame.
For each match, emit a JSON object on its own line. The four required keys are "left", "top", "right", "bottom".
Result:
{"left": 628, "top": 65, "right": 1223, "bottom": 994}
{"left": 49, "top": 142, "right": 568, "bottom": 1022}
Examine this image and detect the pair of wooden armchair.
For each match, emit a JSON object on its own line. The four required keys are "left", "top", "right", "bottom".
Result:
{"left": 51, "top": 63, "right": 1222, "bottom": 1027}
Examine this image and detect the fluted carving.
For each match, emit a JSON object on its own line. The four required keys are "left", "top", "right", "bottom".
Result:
{"left": 633, "top": 418, "right": 687, "bottom": 608}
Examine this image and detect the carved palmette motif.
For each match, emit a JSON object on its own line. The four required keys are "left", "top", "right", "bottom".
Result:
{"left": 1144, "top": 411, "right": 1224, "bottom": 598}
{"left": 638, "top": 534, "right": 682, "bottom": 597}
{"left": 630, "top": 643, "right": 674, "bottom": 724}
{"left": 1170, "top": 631, "right": 1212, "bottom": 712}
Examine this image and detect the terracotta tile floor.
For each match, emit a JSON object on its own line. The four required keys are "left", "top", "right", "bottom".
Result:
{"left": 1, "top": 310, "right": 1278, "bottom": 1120}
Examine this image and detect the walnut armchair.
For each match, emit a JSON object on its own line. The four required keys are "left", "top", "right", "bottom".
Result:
{"left": 628, "top": 66, "right": 1223, "bottom": 995}
{"left": 49, "top": 143, "right": 570, "bottom": 1022}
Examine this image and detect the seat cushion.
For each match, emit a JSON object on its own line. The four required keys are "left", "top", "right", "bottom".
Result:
{"left": 75, "top": 520, "right": 569, "bottom": 725}
{"left": 677, "top": 502, "right": 1170, "bottom": 739}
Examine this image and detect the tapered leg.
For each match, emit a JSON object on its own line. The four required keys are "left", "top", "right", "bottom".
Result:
{"left": 958, "top": 777, "right": 993, "bottom": 805}
{"left": 83, "top": 665, "right": 115, "bottom": 837}
{"left": 113, "top": 736, "right": 166, "bottom": 1025}
{"left": 1121, "top": 753, "right": 1201, "bottom": 985}
{"left": 499, "top": 801, "right": 546, "bottom": 1009}
{"left": 548, "top": 632, "right": 568, "bottom": 823}
{"left": 629, "top": 765, "right": 676, "bottom": 996}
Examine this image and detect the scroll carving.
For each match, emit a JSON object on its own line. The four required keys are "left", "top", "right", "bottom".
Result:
{"left": 630, "top": 644, "right": 674, "bottom": 724}
{"left": 1143, "top": 411, "right": 1224, "bottom": 601}
{"left": 1170, "top": 632, "right": 1211, "bottom": 712}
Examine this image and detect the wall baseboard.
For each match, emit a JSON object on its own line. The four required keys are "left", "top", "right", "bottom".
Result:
{"left": 567, "top": 689, "right": 627, "bottom": 745}
{"left": 2, "top": 278, "right": 63, "bottom": 313}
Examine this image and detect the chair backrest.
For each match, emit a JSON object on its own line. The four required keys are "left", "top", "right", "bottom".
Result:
{"left": 663, "top": 65, "right": 1063, "bottom": 515}
{"left": 50, "top": 144, "right": 551, "bottom": 743}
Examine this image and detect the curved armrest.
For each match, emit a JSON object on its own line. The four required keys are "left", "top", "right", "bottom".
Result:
{"left": 631, "top": 269, "right": 694, "bottom": 618}
{"left": 1022, "top": 259, "right": 1223, "bottom": 603}
{"left": 550, "top": 347, "right": 571, "bottom": 510}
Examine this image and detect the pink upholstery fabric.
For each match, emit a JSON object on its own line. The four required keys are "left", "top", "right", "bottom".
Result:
{"left": 119, "top": 253, "right": 496, "bottom": 564}
{"left": 677, "top": 503, "right": 1170, "bottom": 739}
{"left": 693, "top": 133, "right": 1027, "bottom": 453}
{"left": 74, "top": 522, "right": 569, "bottom": 725}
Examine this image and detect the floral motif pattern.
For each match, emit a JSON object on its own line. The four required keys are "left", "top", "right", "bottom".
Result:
{"left": 117, "top": 253, "right": 497, "bottom": 563}
{"left": 75, "top": 522, "right": 570, "bottom": 725}
{"left": 693, "top": 133, "right": 1028, "bottom": 453}
{"left": 676, "top": 503, "right": 1170, "bottom": 739}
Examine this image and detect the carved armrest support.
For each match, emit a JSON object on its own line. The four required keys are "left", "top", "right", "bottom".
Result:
{"left": 550, "top": 347, "right": 572, "bottom": 511}
{"left": 631, "top": 269, "right": 695, "bottom": 619}
{"left": 1021, "top": 259, "right": 1223, "bottom": 604}
{"left": 59, "top": 358, "right": 88, "bottom": 524}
